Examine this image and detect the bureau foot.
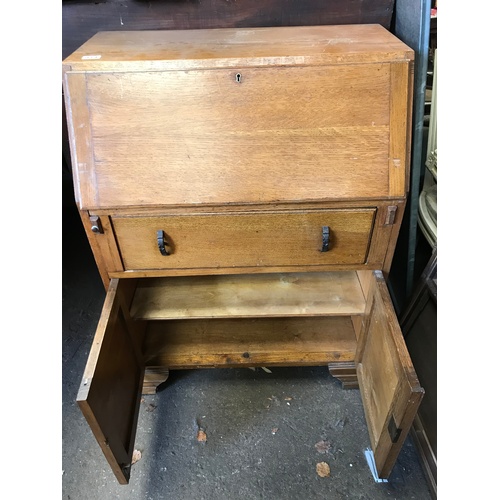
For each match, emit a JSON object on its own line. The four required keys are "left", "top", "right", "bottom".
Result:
{"left": 142, "top": 368, "right": 170, "bottom": 394}
{"left": 328, "top": 362, "right": 359, "bottom": 389}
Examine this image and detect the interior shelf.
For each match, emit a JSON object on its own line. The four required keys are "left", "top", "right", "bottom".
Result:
{"left": 131, "top": 271, "right": 366, "bottom": 320}
{"left": 143, "top": 316, "right": 357, "bottom": 368}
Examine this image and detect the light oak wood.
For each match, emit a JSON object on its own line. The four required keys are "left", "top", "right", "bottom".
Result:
{"left": 88, "top": 199, "right": 401, "bottom": 217}
{"left": 113, "top": 210, "right": 375, "bottom": 271}
{"left": 356, "top": 271, "right": 424, "bottom": 479}
{"left": 142, "top": 368, "right": 170, "bottom": 395}
{"left": 76, "top": 279, "right": 146, "bottom": 484}
{"left": 388, "top": 62, "right": 411, "bottom": 197}
{"left": 63, "top": 25, "right": 413, "bottom": 72}
{"left": 328, "top": 361, "right": 359, "bottom": 389}
{"left": 130, "top": 272, "right": 366, "bottom": 320}
{"left": 63, "top": 25, "right": 418, "bottom": 484}
{"left": 108, "top": 263, "right": 384, "bottom": 280}
{"left": 76, "top": 66, "right": 391, "bottom": 209}
{"left": 63, "top": 72, "right": 95, "bottom": 208}
{"left": 78, "top": 212, "right": 123, "bottom": 289}
{"left": 144, "top": 317, "right": 356, "bottom": 368}
{"left": 62, "top": 26, "right": 413, "bottom": 211}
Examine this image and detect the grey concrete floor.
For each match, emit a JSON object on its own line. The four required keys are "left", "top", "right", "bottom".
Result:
{"left": 62, "top": 172, "right": 433, "bottom": 499}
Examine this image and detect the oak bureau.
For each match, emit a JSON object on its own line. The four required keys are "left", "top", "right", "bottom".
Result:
{"left": 62, "top": 24, "right": 423, "bottom": 484}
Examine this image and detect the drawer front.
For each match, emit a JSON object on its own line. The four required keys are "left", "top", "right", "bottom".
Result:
{"left": 112, "top": 209, "right": 375, "bottom": 271}
{"left": 71, "top": 63, "right": 393, "bottom": 209}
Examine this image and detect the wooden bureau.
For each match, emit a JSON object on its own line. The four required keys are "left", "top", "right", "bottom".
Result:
{"left": 62, "top": 24, "right": 423, "bottom": 485}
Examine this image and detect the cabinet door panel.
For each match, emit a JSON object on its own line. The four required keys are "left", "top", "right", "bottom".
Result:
{"left": 356, "top": 270, "right": 424, "bottom": 479}
{"left": 77, "top": 279, "right": 145, "bottom": 484}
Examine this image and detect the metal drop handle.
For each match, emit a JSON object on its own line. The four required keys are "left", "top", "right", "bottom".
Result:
{"left": 157, "top": 230, "right": 171, "bottom": 256}
{"left": 321, "top": 226, "right": 330, "bottom": 252}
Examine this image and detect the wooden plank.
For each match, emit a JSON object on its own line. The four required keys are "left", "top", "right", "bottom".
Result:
{"left": 109, "top": 263, "right": 383, "bottom": 280}
{"left": 356, "top": 271, "right": 423, "bottom": 479}
{"left": 78, "top": 212, "right": 124, "bottom": 288}
{"left": 62, "top": 1, "right": 396, "bottom": 60}
{"left": 328, "top": 361, "right": 358, "bottom": 389}
{"left": 77, "top": 209, "right": 111, "bottom": 289}
{"left": 77, "top": 279, "right": 146, "bottom": 484}
{"left": 88, "top": 198, "right": 399, "bottom": 217}
{"left": 131, "top": 272, "right": 365, "bottom": 320}
{"left": 63, "top": 26, "right": 412, "bottom": 71}
{"left": 144, "top": 316, "right": 357, "bottom": 368}
{"left": 77, "top": 64, "right": 391, "bottom": 209}
{"left": 62, "top": 72, "right": 96, "bottom": 209}
{"left": 388, "top": 62, "right": 411, "bottom": 197}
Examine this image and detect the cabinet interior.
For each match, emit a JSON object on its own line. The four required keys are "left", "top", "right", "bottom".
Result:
{"left": 126, "top": 270, "right": 371, "bottom": 370}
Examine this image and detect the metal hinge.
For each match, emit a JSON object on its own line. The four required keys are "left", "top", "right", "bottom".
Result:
{"left": 383, "top": 206, "right": 397, "bottom": 226}
{"left": 388, "top": 415, "right": 402, "bottom": 443}
{"left": 90, "top": 215, "right": 103, "bottom": 234}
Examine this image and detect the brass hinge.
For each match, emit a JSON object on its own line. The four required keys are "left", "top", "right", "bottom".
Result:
{"left": 383, "top": 206, "right": 397, "bottom": 226}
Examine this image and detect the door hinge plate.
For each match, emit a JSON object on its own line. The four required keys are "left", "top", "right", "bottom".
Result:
{"left": 90, "top": 215, "right": 103, "bottom": 234}
{"left": 388, "top": 414, "right": 402, "bottom": 443}
{"left": 383, "top": 206, "right": 397, "bottom": 226}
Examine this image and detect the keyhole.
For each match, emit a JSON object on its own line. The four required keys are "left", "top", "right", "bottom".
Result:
{"left": 235, "top": 73, "right": 242, "bottom": 83}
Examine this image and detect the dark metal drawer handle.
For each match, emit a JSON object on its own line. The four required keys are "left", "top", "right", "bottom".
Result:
{"left": 321, "top": 226, "right": 330, "bottom": 252}
{"left": 157, "top": 230, "right": 171, "bottom": 256}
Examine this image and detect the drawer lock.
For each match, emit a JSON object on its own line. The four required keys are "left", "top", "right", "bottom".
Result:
{"left": 321, "top": 226, "right": 330, "bottom": 252}
{"left": 157, "top": 230, "right": 171, "bottom": 256}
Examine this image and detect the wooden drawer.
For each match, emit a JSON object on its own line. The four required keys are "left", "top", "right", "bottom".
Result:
{"left": 112, "top": 209, "right": 375, "bottom": 271}
{"left": 77, "top": 271, "right": 423, "bottom": 484}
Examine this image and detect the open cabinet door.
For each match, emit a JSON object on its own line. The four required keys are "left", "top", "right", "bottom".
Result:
{"left": 77, "top": 279, "right": 145, "bottom": 484}
{"left": 356, "top": 271, "right": 424, "bottom": 479}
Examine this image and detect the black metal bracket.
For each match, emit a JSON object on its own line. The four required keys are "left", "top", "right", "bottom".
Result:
{"left": 157, "top": 230, "right": 171, "bottom": 256}
{"left": 388, "top": 415, "right": 402, "bottom": 443}
{"left": 321, "top": 226, "right": 330, "bottom": 252}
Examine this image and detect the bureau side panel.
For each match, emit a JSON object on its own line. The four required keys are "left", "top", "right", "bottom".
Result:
{"left": 63, "top": 72, "right": 97, "bottom": 209}
{"left": 79, "top": 64, "right": 391, "bottom": 209}
{"left": 388, "top": 61, "right": 412, "bottom": 197}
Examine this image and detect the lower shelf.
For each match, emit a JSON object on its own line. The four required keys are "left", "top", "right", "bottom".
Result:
{"left": 143, "top": 316, "right": 357, "bottom": 369}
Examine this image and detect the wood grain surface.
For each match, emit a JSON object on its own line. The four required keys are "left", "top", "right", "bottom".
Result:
{"left": 130, "top": 272, "right": 366, "bottom": 319}
{"left": 356, "top": 271, "right": 424, "bottom": 478}
{"left": 113, "top": 210, "right": 375, "bottom": 271}
{"left": 143, "top": 316, "right": 357, "bottom": 368}
{"left": 77, "top": 279, "right": 146, "bottom": 484}
{"left": 62, "top": 2, "right": 396, "bottom": 60}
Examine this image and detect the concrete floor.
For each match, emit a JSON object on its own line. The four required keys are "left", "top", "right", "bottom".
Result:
{"left": 62, "top": 170, "right": 433, "bottom": 499}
